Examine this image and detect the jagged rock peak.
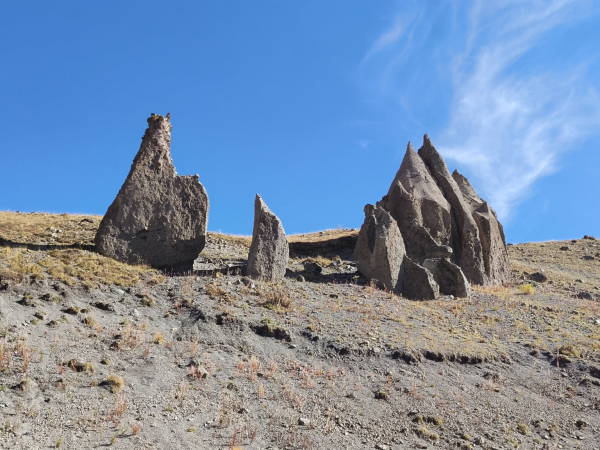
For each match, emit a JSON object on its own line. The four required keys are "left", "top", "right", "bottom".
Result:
{"left": 95, "top": 113, "right": 209, "bottom": 267}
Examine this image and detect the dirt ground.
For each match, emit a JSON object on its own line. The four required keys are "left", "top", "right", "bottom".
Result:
{"left": 0, "top": 212, "right": 599, "bottom": 450}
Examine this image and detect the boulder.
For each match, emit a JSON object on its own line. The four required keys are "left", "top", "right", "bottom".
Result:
{"left": 452, "top": 170, "right": 511, "bottom": 285}
{"left": 95, "top": 113, "right": 209, "bottom": 267}
{"left": 402, "top": 257, "right": 439, "bottom": 300}
{"left": 422, "top": 258, "right": 470, "bottom": 298}
{"left": 354, "top": 205, "right": 406, "bottom": 293}
{"left": 247, "top": 195, "right": 289, "bottom": 282}
{"left": 378, "top": 142, "right": 452, "bottom": 261}
{"left": 417, "top": 135, "right": 486, "bottom": 285}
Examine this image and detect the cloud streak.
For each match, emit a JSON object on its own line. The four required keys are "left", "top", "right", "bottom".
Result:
{"left": 439, "top": 0, "right": 600, "bottom": 220}
{"left": 362, "top": 0, "right": 600, "bottom": 221}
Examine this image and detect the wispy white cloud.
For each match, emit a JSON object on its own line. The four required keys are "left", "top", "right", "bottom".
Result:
{"left": 361, "top": 0, "right": 600, "bottom": 221}
{"left": 439, "top": 0, "right": 600, "bottom": 220}
{"left": 363, "top": 16, "right": 405, "bottom": 62}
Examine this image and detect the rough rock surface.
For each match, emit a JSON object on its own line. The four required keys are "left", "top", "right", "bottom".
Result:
{"left": 355, "top": 135, "right": 510, "bottom": 297}
{"left": 417, "top": 135, "right": 487, "bottom": 285}
{"left": 247, "top": 195, "right": 289, "bottom": 281}
{"left": 95, "top": 114, "right": 209, "bottom": 267}
{"left": 402, "top": 256, "right": 439, "bottom": 300}
{"left": 378, "top": 142, "right": 452, "bottom": 261}
{"left": 453, "top": 170, "right": 511, "bottom": 284}
{"left": 422, "top": 257, "right": 470, "bottom": 298}
{"left": 354, "top": 205, "right": 405, "bottom": 293}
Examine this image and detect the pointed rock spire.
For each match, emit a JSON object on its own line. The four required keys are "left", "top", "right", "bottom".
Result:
{"left": 354, "top": 205, "right": 406, "bottom": 293}
{"left": 379, "top": 140, "right": 452, "bottom": 261}
{"left": 418, "top": 135, "right": 486, "bottom": 285}
{"left": 452, "top": 170, "right": 511, "bottom": 284}
{"left": 95, "top": 113, "right": 209, "bottom": 267}
{"left": 247, "top": 195, "right": 289, "bottom": 282}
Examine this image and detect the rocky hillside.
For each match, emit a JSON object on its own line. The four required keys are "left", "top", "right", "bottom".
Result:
{"left": 0, "top": 212, "right": 599, "bottom": 449}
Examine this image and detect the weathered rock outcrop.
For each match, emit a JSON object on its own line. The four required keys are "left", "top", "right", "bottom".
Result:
{"left": 452, "top": 170, "right": 511, "bottom": 284}
{"left": 402, "top": 257, "right": 439, "bottom": 300}
{"left": 417, "top": 135, "right": 486, "bottom": 284}
{"left": 95, "top": 113, "right": 209, "bottom": 267}
{"left": 247, "top": 195, "right": 289, "bottom": 282}
{"left": 378, "top": 142, "right": 451, "bottom": 262}
{"left": 354, "top": 205, "right": 405, "bottom": 293}
{"left": 422, "top": 258, "right": 470, "bottom": 298}
{"left": 355, "top": 134, "right": 510, "bottom": 299}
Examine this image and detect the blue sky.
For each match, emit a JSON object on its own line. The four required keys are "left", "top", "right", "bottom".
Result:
{"left": 1, "top": 1, "right": 599, "bottom": 243}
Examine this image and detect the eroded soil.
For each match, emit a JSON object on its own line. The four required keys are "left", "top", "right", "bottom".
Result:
{"left": 0, "top": 212, "right": 599, "bottom": 450}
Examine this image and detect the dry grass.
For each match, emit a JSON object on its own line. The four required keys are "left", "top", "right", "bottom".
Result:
{"left": 0, "top": 212, "right": 162, "bottom": 288}
{"left": 101, "top": 374, "right": 124, "bottom": 393}
{"left": 287, "top": 229, "right": 358, "bottom": 244}
{"left": 208, "top": 232, "right": 252, "bottom": 248}
{"left": 0, "top": 211, "right": 100, "bottom": 246}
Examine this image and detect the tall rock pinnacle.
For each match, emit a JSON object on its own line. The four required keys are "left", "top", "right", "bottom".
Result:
{"left": 95, "top": 113, "right": 209, "bottom": 267}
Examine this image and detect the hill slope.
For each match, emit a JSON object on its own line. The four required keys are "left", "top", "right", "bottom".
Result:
{"left": 0, "top": 212, "right": 599, "bottom": 449}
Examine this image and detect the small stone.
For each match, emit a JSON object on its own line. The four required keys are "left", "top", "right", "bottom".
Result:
{"left": 375, "top": 445, "right": 389, "bottom": 450}
{"left": 298, "top": 417, "right": 310, "bottom": 426}
{"left": 132, "top": 309, "right": 141, "bottom": 318}
{"left": 530, "top": 272, "right": 548, "bottom": 283}
{"left": 560, "top": 246, "right": 569, "bottom": 251}
{"left": 576, "top": 279, "right": 584, "bottom": 283}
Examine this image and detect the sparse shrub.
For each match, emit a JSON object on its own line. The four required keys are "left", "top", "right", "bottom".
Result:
{"left": 154, "top": 332, "right": 165, "bottom": 345}
{"left": 519, "top": 283, "right": 534, "bottom": 295}
{"left": 101, "top": 374, "right": 124, "bottom": 393}
{"left": 82, "top": 316, "right": 95, "bottom": 327}
{"left": 558, "top": 344, "right": 581, "bottom": 358}
{"left": 63, "top": 306, "right": 80, "bottom": 315}
{"left": 517, "top": 423, "right": 530, "bottom": 435}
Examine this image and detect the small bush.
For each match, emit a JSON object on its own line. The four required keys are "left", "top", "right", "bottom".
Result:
{"left": 154, "top": 332, "right": 165, "bottom": 345}
{"left": 101, "top": 374, "right": 124, "bottom": 393}
{"left": 519, "top": 284, "right": 534, "bottom": 295}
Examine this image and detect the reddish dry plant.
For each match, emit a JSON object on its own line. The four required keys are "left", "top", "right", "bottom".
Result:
{"left": 0, "top": 340, "right": 10, "bottom": 371}
{"left": 113, "top": 395, "right": 127, "bottom": 417}
{"left": 130, "top": 421, "right": 141, "bottom": 435}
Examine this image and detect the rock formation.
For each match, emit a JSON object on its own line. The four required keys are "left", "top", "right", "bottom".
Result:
{"left": 355, "top": 135, "right": 510, "bottom": 299}
{"left": 402, "top": 257, "right": 439, "bottom": 300}
{"left": 95, "top": 113, "right": 209, "bottom": 267}
{"left": 247, "top": 195, "right": 289, "bottom": 282}
{"left": 452, "top": 170, "right": 511, "bottom": 284}
{"left": 354, "top": 205, "right": 406, "bottom": 293}
{"left": 422, "top": 258, "right": 470, "bottom": 298}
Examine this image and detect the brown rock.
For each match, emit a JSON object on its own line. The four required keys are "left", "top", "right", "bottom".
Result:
{"left": 95, "top": 113, "right": 209, "bottom": 267}
{"left": 247, "top": 195, "right": 289, "bottom": 282}
{"left": 417, "top": 135, "right": 487, "bottom": 284}
{"left": 402, "top": 257, "right": 439, "bottom": 300}
{"left": 422, "top": 258, "right": 470, "bottom": 297}
{"left": 378, "top": 142, "right": 452, "bottom": 261}
{"left": 452, "top": 170, "right": 511, "bottom": 285}
{"left": 354, "top": 205, "right": 406, "bottom": 293}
